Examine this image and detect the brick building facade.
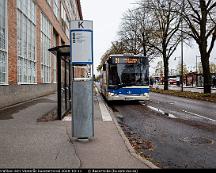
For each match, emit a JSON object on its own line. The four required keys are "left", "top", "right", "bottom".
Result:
{"left": 0, "top": 0, "right": 82, "bottom": 109}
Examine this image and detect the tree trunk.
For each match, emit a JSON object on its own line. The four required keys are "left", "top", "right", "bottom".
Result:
{"left": 201, "top": 54, "right": 211, "bottom": 94}
{"left": 199, "top": 36, "right": 211, "bottom": 93}
{"left": 163, "top": 59, "right": 169, "bottom": 90}
{"left": 142, "top": 32, "right": 147, "bottom": 57}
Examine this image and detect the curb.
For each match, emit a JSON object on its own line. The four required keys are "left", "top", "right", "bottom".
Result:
{"left": 94, "top": 85, "right": 159, "bottom": 168}
{"left": 101, "top": 102, "right": 159, "bottom": 168}
{"left": 110, "top": 110, "right": 159, "bottom": 169}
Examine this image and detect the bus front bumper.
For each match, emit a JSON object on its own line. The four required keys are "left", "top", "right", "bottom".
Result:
{"left": 107, "top": 94, "right": 149, "bottom": 101}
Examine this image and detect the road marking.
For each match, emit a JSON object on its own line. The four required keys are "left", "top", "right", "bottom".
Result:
{"left": 146, "top": 104, "right": 216, "bottom": 122}
{"left": 95, "top": 86, "right": 99, "bottom": 94}
{"left": 168, "top": 113, "right": 177, "bottom": 119}
{"left": 95, "top": 86, "right": 112, "bottom": 122}
{"left": 62, "top": 116, "right": 72, "bottom": 121}
{"left": 182, "top": 110, "right": 216, "bottom": 122}
{"left": 144, "top": 103, "right": 216, "bottom": 122}
{"left": 145, "top": 105, "right": 177, "bottom": 119}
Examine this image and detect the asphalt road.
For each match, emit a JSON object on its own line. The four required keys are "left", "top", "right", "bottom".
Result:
{"left": 147, "top": 92, "right": 216, "bottom": 124}
{"left": 108, "top": 93, "right": 216, "bottom": 168}
{"left": 155, "top": 85, "right": 216, "bottom": 93}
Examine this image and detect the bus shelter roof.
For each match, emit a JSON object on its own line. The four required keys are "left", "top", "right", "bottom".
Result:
{"left": 48, "top": 45, "right": 70, "bottom": 57}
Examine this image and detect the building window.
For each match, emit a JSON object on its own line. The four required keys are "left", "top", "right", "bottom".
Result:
{"left": 41, "top": 13, "right": 51, "bottom": 83}
{"left": 53, "top": 32, "right": 57, "bottom": 83}
{"left": 17, "top": 0, "right": 36, "bottom": 84}
{"left": 61, "top": 3, "right": 66, "bottom": 21}
{"left": 47, "top": 0, "right": 51, "bottom": 6}
{"left": 65, "top": 16, "right": 70, "bottom": 38}
{"left": 0, "top": 0, "right": 7, "bottom": 85}
{"left": 61, "top": 3, "right": 70, "bottom": 38}
{"left": 53, "top": 0, "right": 59, "bottom": 18}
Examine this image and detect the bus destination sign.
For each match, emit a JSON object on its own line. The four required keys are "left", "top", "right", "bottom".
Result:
{"left": 111, "top": 57, "right": 140, "bottom": 64}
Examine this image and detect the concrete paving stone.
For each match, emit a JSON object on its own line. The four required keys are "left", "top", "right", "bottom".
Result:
{"left": 0, "top": 94, "right": 80, "bottom": 169}
{"left": 0, "top": 92, "right": 155, "bottom": 169}
{"left": 66, "top": 120, "right": 149, "bottom": 169}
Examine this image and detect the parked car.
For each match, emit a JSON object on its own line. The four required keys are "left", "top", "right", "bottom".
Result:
{"left": 169, "top": 78, "right": 177, "bottom": 85}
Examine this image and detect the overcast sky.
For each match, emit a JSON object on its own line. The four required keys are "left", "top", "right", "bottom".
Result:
{"left": 80, "top": 0, "right": 216, "bottom": 76}
{"left": 80, "top": 0, "right": 135, "bottom": 75}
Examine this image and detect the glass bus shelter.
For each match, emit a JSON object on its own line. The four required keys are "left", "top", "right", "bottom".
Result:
{"left": 49, "top": 45, "right": 71, "bottom": 120}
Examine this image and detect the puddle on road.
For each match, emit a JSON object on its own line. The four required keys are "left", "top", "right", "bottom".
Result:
{"left": 179, "top": 137, "right": 214, "bottom": 145}
{"left": 111, "top": 106, "right": 119, "bottom": 112}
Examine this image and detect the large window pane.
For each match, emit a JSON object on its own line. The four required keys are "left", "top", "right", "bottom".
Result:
{"left": 0, "top": 0, "right": 7, "bottom": 84}
{"left": 53, "top": 0, "right": 59, "bottom": 18}
{"left": 41, "top": 13, "right": 51, "bottom": 83}
{"left": 17, "top": 0, "right": 36, "bottom": 84}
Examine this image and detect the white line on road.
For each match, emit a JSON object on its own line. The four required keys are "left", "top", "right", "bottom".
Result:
{"left": 145, "top": 105, "right": 177, "bottom": 119}
{"left": 143, "top": 103, "right": 216, "bottom": 122}
{"left": 62, "top": 116, "right": 72, "bottom": 121}
{"left": 182, "top": 110, "right": 216, "bottom": 122}
{"left": 95, "top": 87, "right": 112, "bottom": 122}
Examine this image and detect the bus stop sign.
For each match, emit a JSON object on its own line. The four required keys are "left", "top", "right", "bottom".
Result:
{"left": 70, "top": 20, "right": 93, "bottom": 64}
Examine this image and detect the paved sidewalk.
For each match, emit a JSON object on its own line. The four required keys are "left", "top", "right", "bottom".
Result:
{"left": 0, "top": 94, "right": 79, "bottom": 168}
{"left": 0, "top": 90, "right": 157, "bottom": 169}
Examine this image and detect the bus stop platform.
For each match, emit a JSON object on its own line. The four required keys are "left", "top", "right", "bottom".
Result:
{"left": 0, "top": 86, "right": 157, "bottom": 169}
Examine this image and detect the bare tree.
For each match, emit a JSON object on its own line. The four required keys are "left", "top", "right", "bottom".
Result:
{"left": 97, "top": 41, "right": 128, "bottom": 71}
{"left": 139, "top": 0, "right": 183, "bottom": 90}
{"left": 118, "top": 9, "right": 140, "bottom": 54}
{"left": 134, "top": 4, "right": 161, "bottom": 59}
{"left": 182, "top": 0, "right": 216, "bottom": 93}
{"left": 210, "top": 63, "right": 216, "bottom": 74}
{"left": 176, "top": 63, "right": 189, "bottom": 77}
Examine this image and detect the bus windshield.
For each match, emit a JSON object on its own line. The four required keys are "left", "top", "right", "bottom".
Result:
{"left": 108, "top": 63, "right": 149, "bottom": 88}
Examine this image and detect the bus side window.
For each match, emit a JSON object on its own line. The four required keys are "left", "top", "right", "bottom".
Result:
{"left": 103, "top": 64, "right": 106, "bottom": 71}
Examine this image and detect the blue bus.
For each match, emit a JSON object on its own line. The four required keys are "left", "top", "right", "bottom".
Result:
{"left": 100, "top": 54, "right": 150, "bottom": 101}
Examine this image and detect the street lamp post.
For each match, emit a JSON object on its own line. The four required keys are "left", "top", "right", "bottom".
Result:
{"left": 181, "top": 32, "right": 184, "bottom": 91}
{"left": 195, "top": 55, "right": 201, "bottom": 87}
{"left": 172, "top": 1, "right": 185, "bottom": 92}
{"left": 174, "top": 56, "right": 181, "bottom": 87}
{"left": 180, "top": 0, "right": 185, "bottom": 92}
{"left": 196, "top": 55, "right": 198, "bottom": 73}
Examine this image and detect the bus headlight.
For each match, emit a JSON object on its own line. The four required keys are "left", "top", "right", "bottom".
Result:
{"left": 108, "top": 92, "right": 115, "bottom": 96}
{"left": 143, "top": 93, "right": 149, "bottom": 97}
